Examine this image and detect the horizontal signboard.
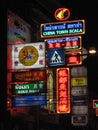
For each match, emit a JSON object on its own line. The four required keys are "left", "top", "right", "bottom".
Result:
{"left": 71, "top": 77, "right": 87, "bottom": 86}
{"left": 72, "top": 105, "right": 88, "bottom": 114}
{"left": 71, "top": 87, "right": 87, "bottom": 96}
{"left": 41, "top": 20, "right": 85, "bottom": 38}
{"left": 45, "top": 36, "right": 82, "bottom": 50}
{"left": 12, "top": 82, "right": 46, "bottom": 94}
{"left": 12, "top": 70, "right": 46, "bottom": 82}
{"left": 71, "top": 115, "right": 88, "bottom": 126}
{"left": 12, "top": 95, "right": 46, "bottom": 107}
{"left": 72, "top": 96, "right": 87, "bottom": 105}
{"left": 71, "top": 66, "right": 87, "bottom": 77}
{"left": 12, "top": 42, "right": 45, "bottom": 69}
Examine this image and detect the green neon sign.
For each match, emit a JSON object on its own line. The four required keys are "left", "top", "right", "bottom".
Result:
{"left": 12, "top": 82, "right": 46, "bottom": 94}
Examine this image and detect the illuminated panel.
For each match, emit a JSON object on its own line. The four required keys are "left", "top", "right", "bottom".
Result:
{"left": 12, "top": 82, "right": 46, "bottom": 95}
{"left": 12, "top": 95, "right": 46, "bottom": 107}
{"left": 54, "top": 8, "right": 70, "bottom": 21}
{"left": 96, "top": 109, "right": 98, "bottom": 116}
{"left": 12, "top": 70, "right": 46, "bottom": 82}
{"left": 71, "top": 77, "right": 87, "bottom": 87}
{"left": 48, "top": 49, "right": 65, "bottom": 67}
{"left": 66, "top": 51, "right": 82, "bottom": 66}
{"left": 12, "top": 42, "right": 45, "bottom": 69}
{"left": 45, "top": 36, "right": 82, "bottom": 50}
{"left": 56, "top": 68, "right": 70, "bottom": 114}
{"left": 40, "top": 20, "right": 85, "bottom": 38}
{"left": 92, "top": 100, "right": 98, "bottom": 108}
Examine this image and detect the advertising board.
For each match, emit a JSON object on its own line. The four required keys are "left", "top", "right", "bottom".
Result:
{"left": 12, "top": 42, "right": 45, "bottom": 69}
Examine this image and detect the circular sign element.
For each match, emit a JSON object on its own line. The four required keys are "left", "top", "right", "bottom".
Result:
{"left": 54, "top": 8, "right": 70, "bottom": 21}
{"left": 18, "top": 46, "right": 39, "bottom": 66}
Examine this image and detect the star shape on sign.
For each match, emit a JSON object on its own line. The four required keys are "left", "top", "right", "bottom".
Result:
{"left": 27, "top": 54, "right": 32, "bottom": 59}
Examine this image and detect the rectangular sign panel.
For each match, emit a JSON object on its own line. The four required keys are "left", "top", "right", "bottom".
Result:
{"left": 8, "top": 10, "right": 32, "bottom": 45}
{"left": 72, "top": 105, "right": 88, "bottom": 114}
{"left": 71, "top": 66, "right": 87, "bottom": 77}
{"left": 71, "top": 87, "right": 87, "bottom": 96}
{"left": 71, "top": 115, "right": 88, "bottom": 126}
{"left": 56, "top": 68, "right": 70, "bottom": 114}
{"left": 48, "top": 49, "right": 65, "bottom": 67}
{"left": 45, "top": 36, "right": 82, "bottom": 50}
{"left": 66, "top": 51, "right": 82, "bottom": 66}
{"left": 12, "top": 95, "right": 46, "bottom": 107}
{"left": 41, "top": 20, "right": 85, "bottom": 38}
{"left": 71, "top": 77, "right": 87, "bottom": 86}
{"left": 12, "top": 42, "right": 45, "bottom": 69}
{"left": 12, "top": 70, "right": 46, "bottom": 82}
{"left": 12, "top": 82, "right": 46, "bottom": 94}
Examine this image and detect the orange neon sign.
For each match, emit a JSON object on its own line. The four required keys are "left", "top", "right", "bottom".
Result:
{"left": 54, "top": 8, "right": 70, "bottom": 21}
{"left": 56, "top": 68, "right": 70, "bottom": 114}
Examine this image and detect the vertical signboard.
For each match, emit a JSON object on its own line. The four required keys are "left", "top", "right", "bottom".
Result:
{"left": 7, "top": 10, "right": 32, "bottom": 45}
{"left": 56, "top": 68, "right": 70, "bottom": 114}
{"left": 71, "top": 66, "right": 88, "bottom": 126}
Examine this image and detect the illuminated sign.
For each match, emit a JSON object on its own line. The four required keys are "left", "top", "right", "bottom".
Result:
{"left": 96, "top": 109, "right": 98, "bottom": 116}
{"left": 54, "top": 8, "right": 70, "bottom": 21}
{"left": 66, "top": 51, "right": 82, "bottom": 66}
{"left": 12, "top": 82, "right": 46, "bottom": 94}
{"left": 92, "top": 100, "right": 98, "bottom": 108}
{"left": 71, "top": 77, "right": 87, "bottom": 87}
{"left": 12, "top": 95, "right": 46, "bottom": 107}
{"left": 41, "top": 20, "right": 85, "bottom": 38}
{"left": 12, "top": 70, "right": 46, "bottom": 82}
{"left": 48, "top": 49, "right": 65, "bottom": 67}
{"left": 45, "top": 36, "right": 82, "bottom": 50}
{"left": 12, "top": 42, "right": 45, "bottom": 69}
{"left": 71, "top": 77, "right": 87, "bottom": 86}
{"left": 56, "top": 68, "right": 70, "bottom": 114}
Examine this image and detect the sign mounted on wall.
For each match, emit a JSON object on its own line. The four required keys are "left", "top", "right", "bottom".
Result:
{"left": 12, "top": 42, "right": 45, "bottom": 69}
{"left": 54, "top": 8, "right": 70, "bottom": 21}
{"left": 56, "top": 68, "right": 70, "bottom": 114}
{"left": 40, "top": 20, "right": 85, "bottom": 38}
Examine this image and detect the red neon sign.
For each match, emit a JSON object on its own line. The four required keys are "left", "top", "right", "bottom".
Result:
{"left": 66, "top": 52, "right": 82, "bottom": 66}
{"left": 56, "top": 68, "right": 70, "bottom": 114}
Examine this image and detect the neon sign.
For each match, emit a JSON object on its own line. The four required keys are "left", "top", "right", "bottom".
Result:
{"left": 66, "top": 51, "right": 82, "bottom": 66}
{"left": 41, "top": 20, "right": 85, "bottom": 38}
{"left": 56, "top": 68, "right": 70, "bottom": 113}
{"left": 54, "top": 8, "right": 70, "bottom": 21}
{"left": 12, "top": 70, "right": 46, "bottom": 82}
{"left": 45, "top": 36, "right": 82, "bottom": 50}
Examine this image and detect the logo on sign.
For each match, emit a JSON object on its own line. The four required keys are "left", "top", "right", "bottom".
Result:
{"left": 54, "top": 8, "right": 70, "bottom": 21}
